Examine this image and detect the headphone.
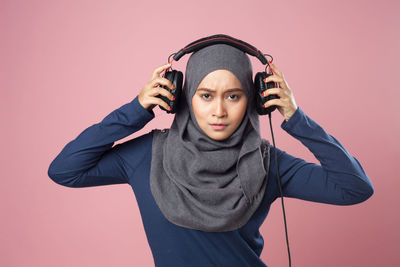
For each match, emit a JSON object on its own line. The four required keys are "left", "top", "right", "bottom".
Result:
{"left": 156, "top": 34, "right": 279, "bottom": 115}
{"left": 156, "top": 34, "right": 292, "bottom": 267}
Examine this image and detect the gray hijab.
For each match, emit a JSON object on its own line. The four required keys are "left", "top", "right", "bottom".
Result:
{"left": 150, "top": 44, "right": 270, "bottom": 232}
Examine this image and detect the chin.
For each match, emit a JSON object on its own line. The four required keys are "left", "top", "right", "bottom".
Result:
{"left": 208, "top": 132, "right": 231, "bottom": 141}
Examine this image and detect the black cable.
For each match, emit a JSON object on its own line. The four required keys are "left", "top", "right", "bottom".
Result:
{"left": 268, "top": 112, "right": 292, "bottom": 267}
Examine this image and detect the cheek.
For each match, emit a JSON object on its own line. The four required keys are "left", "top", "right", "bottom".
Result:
{"left": 235, "top": 99, "right": 248, "bottom": 119}
{"left": 192, "top": 97, "right": 207, "bottom": 122}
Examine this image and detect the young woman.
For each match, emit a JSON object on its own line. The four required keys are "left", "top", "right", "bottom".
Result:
{"left": 48, "top": 44, "right": 374, "bottom": 266}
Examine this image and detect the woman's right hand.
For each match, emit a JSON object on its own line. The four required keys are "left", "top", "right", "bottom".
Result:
{"left": 138, "top": 62, "right": 176, "bottom": 112}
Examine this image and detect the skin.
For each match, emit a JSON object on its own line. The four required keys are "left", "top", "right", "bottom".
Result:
{"left": 262, "top": 62, "right": 298, "bottom": 122}
{"left": 138, "top": 62, "right": 298, "bottom": 140}
{"left": 138, "top": 62, "right": 175, "bottom": 112}
{"left": 192, "top": 69, "right": 248, "bottom": 141}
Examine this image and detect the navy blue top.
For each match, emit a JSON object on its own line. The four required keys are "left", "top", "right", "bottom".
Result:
{"left": 48, "top": 96, "right": 374, "bottom": 267}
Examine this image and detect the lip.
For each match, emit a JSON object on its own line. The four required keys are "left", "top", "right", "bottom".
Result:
{"left": 210, "top": 124, "right": 228, "bottom": 130}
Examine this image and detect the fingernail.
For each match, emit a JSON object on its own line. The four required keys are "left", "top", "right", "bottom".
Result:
{"left": 263, "top": 78, "right": 267, "bottom": 82}
{"left": 172, "top": 85, "right": 175, "bottom": 89}
{"left": 171, "top": 96, "right": 175, "bottom": 100}
{"left": 168, "top": 106, "right": 172, "bottom": 111}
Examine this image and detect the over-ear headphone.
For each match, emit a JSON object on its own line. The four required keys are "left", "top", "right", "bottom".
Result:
{"left": 156, "top": 34, "right": 279, "bottom": 115}
{"left": 156, "top": 34, "right": 293, "bottom": 267}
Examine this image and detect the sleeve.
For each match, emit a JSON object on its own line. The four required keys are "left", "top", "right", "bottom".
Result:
{"left": 270, "top": 107, "right": 374, "bottom": 205}
{"left": 47, "top": 95, "right": 155, "bottom": 188}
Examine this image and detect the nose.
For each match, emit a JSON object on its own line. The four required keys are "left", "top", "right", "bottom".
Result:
{"left": 213, "top": 98, "right": 227, "bottom": 118}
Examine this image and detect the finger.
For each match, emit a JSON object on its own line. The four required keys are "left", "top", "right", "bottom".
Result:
{"left": 263, "top": 75, "right": 286, "bottom": 89}
{"left": 261, "top": 88, "right": 282, "bottom": 97}
{"left": 269, "top": 62, "right": 283, "bottom": 77}
{"left": 263, "top": 75, "right": 283, "bottom": 83}
{"left": 151, "top": 77, "right": 175, "bottom": 91}
{"left": 149, "top": 86, "right": 175, "bottom": 101}
{"left": 152, "top": 62, "right": 172, "bottom": 80}
{"left": 148, "top": 96, "right": 171, "bottom": 111}
{"left": 263, "top": 98, "right": 283, "bottom": 108}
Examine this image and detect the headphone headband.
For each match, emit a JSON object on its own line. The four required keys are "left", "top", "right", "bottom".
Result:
{"left": 172, "top": 34, "right": 269, "bottom": 65}
{"left": 158, "top": 34, "right": 277, "bottom": 115}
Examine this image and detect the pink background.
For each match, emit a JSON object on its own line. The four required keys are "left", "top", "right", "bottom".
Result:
{"left": 1, "top": 0, "right": 399, "bottom": 266}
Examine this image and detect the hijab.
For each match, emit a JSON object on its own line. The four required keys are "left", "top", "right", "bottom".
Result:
{"left": 149, "top": 44, "right": 270, "bottom": 232}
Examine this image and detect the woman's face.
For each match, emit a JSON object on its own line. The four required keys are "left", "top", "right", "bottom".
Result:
{"left": 192, "top": 69, "right": 248, "bottom": 141}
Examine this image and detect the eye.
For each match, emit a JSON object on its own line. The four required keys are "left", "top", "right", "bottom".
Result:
{"left": 228, "top": 94, "right": 240, "bottom": 100}
{"left": 201, "top": 93, "right": 212, "bottom": 100}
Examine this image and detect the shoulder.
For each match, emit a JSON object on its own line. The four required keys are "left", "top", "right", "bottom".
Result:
{"left": 260, "top": 138, "right": 271, "bottom": 157}
{"left": 153, "top": 128, "right": 169, "bottom": 135}
{"left": 151, "top": 128, "right": 170, "bottom": 154}
{"left": 151, "top": 128, "right": 170, "bottom": 141}
{"left": 112, "top": 130, "right": 155, "bottom": 159}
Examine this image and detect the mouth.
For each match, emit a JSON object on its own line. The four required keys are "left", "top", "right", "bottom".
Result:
{"left": 210, "top": 123, "right": 228, "bottom": 130}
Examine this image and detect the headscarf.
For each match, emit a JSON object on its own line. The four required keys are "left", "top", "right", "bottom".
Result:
{"left": 149, "top": 44, "right": 270, "bottom": 232}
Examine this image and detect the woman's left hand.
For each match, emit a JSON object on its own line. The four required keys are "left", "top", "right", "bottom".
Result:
{"left": 262, "top": 62, "right": 298, "bottom": 121}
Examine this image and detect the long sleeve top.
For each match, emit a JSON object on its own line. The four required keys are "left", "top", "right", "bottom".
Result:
{"left": 48, "top": 95, "right": 374, "bottom": 267}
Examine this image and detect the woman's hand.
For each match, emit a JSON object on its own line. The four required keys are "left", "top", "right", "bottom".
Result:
{"left": 138, "top": 63, "right": 176, "bottom": 112}
{"left": 262, "top": 62, "right": 298, "bottom": 121}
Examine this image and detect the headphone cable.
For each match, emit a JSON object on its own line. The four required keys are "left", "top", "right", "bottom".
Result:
{"left": 268, "top": 112, "right": 292, "bottom": 267}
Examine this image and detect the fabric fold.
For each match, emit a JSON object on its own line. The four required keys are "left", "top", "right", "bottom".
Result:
{"left": 150, "top": 44, "right": 271, "bottom": 232}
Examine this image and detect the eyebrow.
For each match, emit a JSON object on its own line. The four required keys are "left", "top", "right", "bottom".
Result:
{"left": 196, "top": 88, "right": 244, "bottom": 93}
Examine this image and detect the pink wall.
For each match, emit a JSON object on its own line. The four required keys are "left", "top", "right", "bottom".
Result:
{"left": 1, "top": 0, "right": 398, "bottom": 266}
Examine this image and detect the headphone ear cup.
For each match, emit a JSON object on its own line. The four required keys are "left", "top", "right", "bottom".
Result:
{"left": 157, "top": 69, "right": 183, "bottom": 114}
{"left": 254, "top": 72, "right": 278, "bottom": 115}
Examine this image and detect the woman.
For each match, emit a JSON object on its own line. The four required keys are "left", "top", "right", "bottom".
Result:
{"left": 48, "top": 44, "right": 374, "bottom": 266}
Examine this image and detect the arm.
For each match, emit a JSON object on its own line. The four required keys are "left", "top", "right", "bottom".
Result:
{"left": 271, "top": 107, "right": 374, "bottom": 205}
{"left": 47, "top": 95, "right": 154, "bottom": 188}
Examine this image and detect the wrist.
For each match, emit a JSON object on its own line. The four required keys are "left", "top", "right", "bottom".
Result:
{"left": 284, "top": 107, "right": 298, "bottom": 122}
